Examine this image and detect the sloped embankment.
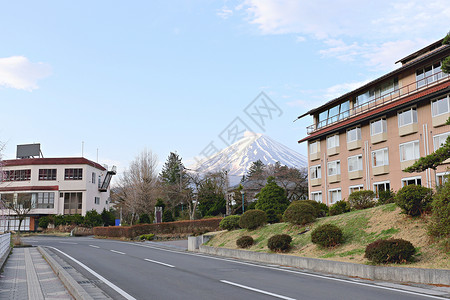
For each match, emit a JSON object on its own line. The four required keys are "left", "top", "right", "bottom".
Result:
{"left": 206, "top": 204, "right": 449, "bottom": 269}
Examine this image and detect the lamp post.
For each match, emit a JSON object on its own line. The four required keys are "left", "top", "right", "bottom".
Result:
{"left": 240, "top": 190, "right": 245, "bottom": 213}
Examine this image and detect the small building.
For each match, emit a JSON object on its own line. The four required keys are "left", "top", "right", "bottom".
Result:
{"left": 0, "top": 146, "right": 116, "bottom": 231}
{"left": 297, "top": 39, "right": 450, "bottom": 205}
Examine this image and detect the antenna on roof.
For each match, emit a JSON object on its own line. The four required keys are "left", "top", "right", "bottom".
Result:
{"left": 82, "top": 141, "right": 84, "bottom": 157}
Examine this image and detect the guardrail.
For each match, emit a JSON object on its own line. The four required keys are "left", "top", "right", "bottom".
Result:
{"left": 0, "top": 232, "right": 11, "bottom": 259}
{"left": 306, "top": 70, "right": 450, "bottom": 134}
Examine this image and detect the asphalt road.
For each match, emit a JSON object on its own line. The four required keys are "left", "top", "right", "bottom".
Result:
{"left": 23, "top": 236, "right": 447, "bottom": 300}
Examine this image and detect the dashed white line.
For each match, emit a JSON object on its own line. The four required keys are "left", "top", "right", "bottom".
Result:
{"left": 89, "top": 245, "right": 100, "bottom": 248}
{"left": 221, "top": 280, "right": 296, "bottom": 300}
{"left": 47, "top": 246, "right": 136, "bottom": 300}
{"left": 110, "top": 250, "right": 126, "bottom": 255}
{"left": 144, "top": 258, "right": 175, "bottom": 268}
{"left": 59, "top": 242, "right": 77, "bottom": 244}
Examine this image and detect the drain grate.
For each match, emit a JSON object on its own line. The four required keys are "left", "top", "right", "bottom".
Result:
{"left": 77, "top": 280, "right": 103, "bottom": 285}
{"left": 62, "top": 266, "right": 72, "bottom": 269}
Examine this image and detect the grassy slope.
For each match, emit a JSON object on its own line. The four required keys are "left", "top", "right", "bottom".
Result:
{"left": 206, "top": 204, "right": 449, "bottom": 269}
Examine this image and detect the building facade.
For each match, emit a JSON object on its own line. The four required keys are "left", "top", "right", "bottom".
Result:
{"left": 298, "top": 39, "right": 450, "bottom": 206}
{"left": 0, "top": 157, "right": 116, "bottom": 231}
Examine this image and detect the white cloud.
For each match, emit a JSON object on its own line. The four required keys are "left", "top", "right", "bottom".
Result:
{"left": 324, "top": 79, "right": 372, "bottom": 100}
{"left": 0, "top": 56, "right": 51, "bottom": 91}
{"left": 217, "top": 6, "right": 234, "bottom": 19}
{"left": 295, "top": 36, "right": 306, "bottom": 43}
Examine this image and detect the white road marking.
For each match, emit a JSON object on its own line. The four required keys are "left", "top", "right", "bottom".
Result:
{"left": 221, "top": 280, "right": 296, "bottom": 300}
{"left": 89, "top": 245, "right": 100, "bottom": 248}
{"left": 128, "top": 242, "right": 448, "bottom": 300}
{"left": 110, "top": 250, "right": 125, "bottom": 255}
{"left": 59, "top": 242, "right": 77, "bottom": 244}
{"left": 47, "top": 246, "right": 136, "bottom": 300}
{"left": 144, "top": 258, "right": 175, "bottom": 268}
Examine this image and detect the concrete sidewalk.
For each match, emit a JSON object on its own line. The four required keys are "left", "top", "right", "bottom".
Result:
{"left": 0, "top": 247, "right": 73, "bottom": 299}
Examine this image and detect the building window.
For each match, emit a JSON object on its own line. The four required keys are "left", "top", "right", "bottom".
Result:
{"left": 356, "top": 78, "right": 398, "bottom": 107}
{"left": 402, "top": 176, "right": 422, "bottom": 187}
{"left": 329, "top": 189, "right": 341, "bottom": 204}
{"left": 98, "top": 175, "right": 102, "bottom": 188}
{"left": 372, "top": 148, "right": 389, "bottom": 167}
{"left": 347, "top": 127, "right": 361, "bottom": 143}
{"left": 416, "top": 61, "right": 442, "bottom": 88}
{"left": 0, "top": 194, "right": 14, "bottom": 207}
{"left": 371, "top": 118, "right": 387, "bottom": 136}
{"left": 38, "top": 169, "right": 57, "bottom": 181}
{"left": 399, "top": 140, "right": 420, "bottom": 162}
{"left": 317, "top": 100, "right": 350, "bottom": 128}
{"left": 94, "top": 197, "right": 100, "bottom": 205}
{"left": 436, "top": 172, "right": 449, "bottom": 186}
{"left": 327, "top": 134, "right": 339, "bottom": 149}
{"left": 327, "top": 160, "right": 340, "bottom": 176}
{"left": 309, "top": 140, "right": 320, "bottom": 154}
{"left": 348, "top": 155, "right": 363, "bottom": 172}
{"left": 398, "top": 107, "right": 418, "bottom": 127}
{"left": 64, "top": 192, "right": 82, "bottom": 215}
{"left": 311, "top": 191, "right": 322, "bottom": 203}
{"left": 64, "top": 168, "right": 83, "bottom": 180}
{"left": 92, "top": 172, "right": 96, "bottom": 184}
{"left": 432, "top": 95, "right": 450, "bottom": 117}
{"left": 349, "top": 185, "right": 364, "bottom": 194}
{"left": 36, "top": 192, "right": 55, "bottom": 209}
{"left": 433, "top": 132, "right": 450, "bottom": 151}
{"left": 373, "top": 181, "right": 390, "bottom": 198}
{"left": 2, "top": 169, "right": 31, "bottom": 181}
{"left": 310, "top": 165, "right": 321, "bottom": 180}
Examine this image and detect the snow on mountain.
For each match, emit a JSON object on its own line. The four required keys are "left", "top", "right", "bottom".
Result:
{"left": 190, "top": 132, "right": 307, "bottom": 186}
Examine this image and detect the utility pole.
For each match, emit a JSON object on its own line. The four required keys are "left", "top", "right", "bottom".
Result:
{"left": 224, "top": 170, "right": 230, "bottom": 216}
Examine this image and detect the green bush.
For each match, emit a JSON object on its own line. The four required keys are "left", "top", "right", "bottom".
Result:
{"left": 139, "top": 233, "right": 155, "bottom": 241}
{"left": 265, "top": 209, "right": 281, "bottom": 223}
{"left": 311, "top": 224, "right": 343, "bottom": 248}
{"left": 329, "top": 200, "right": 350, "bottom": 216}
{"left": 239, "top": 209, "right": 267, "bottom": 230}
{"left": 377, "top": 190, "right": 396, "bottom": 205}
{"left": 267, "top": 234, "right": 292, "bottom": 252}
{"left": 428, "top": 180, "right": 450, "bottom": 238}
{"left": 298, "top": 200, "right": 324, "bottom": 217}
{"left": 255, "top": 177, "right": 290, "bottom": 220}
{"left": 365, "top": 238, "right": 416, "bottom": 264}
{"left": 236, "top": 235, "right": 254, "bottom": 248}
{"left": 38, "top": 216, "right": 50, "bottom": 229}
{"left": 317, "top": 202, "right": 329, "bottom": 217}
{"left": 348, "top": 190, "right": 376, "bottom": 210}
{"left": 101, "top": 208, "right": 116, "bottom": 226}
{"left": 283, "top": 202, "right": 316, "bottom": 225}
{"left": 162, "top": 210, "right": 174, "bottom": 222}
{"left": 84, "top": 210, "right": 103, "bottom": 228}
{"left": 138, "top": 213, "right": 151, "bottom": 224}
{"left": 395, "top": 185, "right": 433, "bottom": 216}
{"left": 219, "top": 215, "right": 241, "bottom": 231}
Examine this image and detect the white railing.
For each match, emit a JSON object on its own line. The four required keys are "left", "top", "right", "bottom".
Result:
{"left": 0, "top": 232, "right": 11, "bottom": 258}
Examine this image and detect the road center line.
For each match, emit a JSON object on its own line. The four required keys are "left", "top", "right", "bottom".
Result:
{"left": 221, "top": 280, "right": 296, "bottom": 300}
{"left": 89, "top": 245, "right": 100, "bottom": 248}
{"left": 110, "top": 250, "right": 126, "bottom": 255}
{"left": 46, "top": 246, "right": 136, "bottom": 300}
{"left": 144, "top": 258, "right": 175, "bottom": 268}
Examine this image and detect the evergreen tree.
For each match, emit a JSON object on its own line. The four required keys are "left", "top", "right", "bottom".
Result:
{"left": 246, "top": 160, "right": 265, "bottom": 180}
{"left": 255, "top": 176, "right": 289, "bottom": 223}
{"left": 197, "top": 173, "right": 226, "bottom": 216}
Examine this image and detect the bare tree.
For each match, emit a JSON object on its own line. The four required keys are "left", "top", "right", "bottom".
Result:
{"left": 3, "top": 194, "right": 33, "bottom": 235}
{"left": 114, "top": 149, "right": 159, "bottom": 225}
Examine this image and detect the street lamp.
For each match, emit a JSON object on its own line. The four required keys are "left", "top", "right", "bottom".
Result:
{"left": 240, "top": 190, "right": 245, "bottom": 213}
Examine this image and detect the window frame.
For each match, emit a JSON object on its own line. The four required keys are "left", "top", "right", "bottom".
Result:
{"left": 310, "top": 165, "right": 321, "bottom": 180}
{"left": 349, "top": 184, "right": 364, "bottom": 194}
{"left": 327, "top": 134, "right": 339, "bottom": 149}
{"left": 431, "top": 94, "right": 450, "bottom": 117}
{"left": 370, "top": 118, "right": 387, "bottom": 136}
{"left": 371, "top": 148, "right": 389, "bottom": 167}
{"left": 399, "top": 140, "right": 420, "bottom": 162}
{"left": 327, "top": 160, "right": 341, "bottom": 176}
{"left": 346, "top": 127, "right": 361, "bottom": 143}
{"left": 309, "top": 140, "right": 320, "bottom": 155}
{"left": 401, "top": 176, "right": 422, "bottom": 187}
{"left": 64, "top": 168, "right": 83, "bottom": 180}
{"left": 348, "top": 154, "right": 363, "bottom": 172}
{"left": 436, "top": 172, "right": 450, "bottom": 187}
{"left": 328, "top": 188, "right": 342, "bottom": 204}
{"left": 433, "top": 132, "right": 450, "bottom": 151}
{"left": 311, "top": 191, "right": 322, "bottom": 203}
{"left": 373, "top": 181, "right": 390, "bottom": 198}
{"left": 38, "top": 169, "right": 57, "bottom": 181}
{"left": 397, "top": 107, "right": 418, "bottom": 127}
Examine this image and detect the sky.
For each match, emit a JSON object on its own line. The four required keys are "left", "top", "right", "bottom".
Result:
{"left": 1, "top": 0, "right": 449, "bottom": 180}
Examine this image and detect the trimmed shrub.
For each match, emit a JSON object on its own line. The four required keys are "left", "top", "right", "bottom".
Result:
{"left": 236, "top": 235, "right": 254, "bottom": 248}
{"left": 328, "top": 200, "right": 350, "bottom": 216}
{"left": 268, "top": 234, "right": 292, "bottom": 252}
{"left": 139, "top": 233, "right": 155, "bottom": 241}
{"left": 265, "top": 209, "right": 280, "bottom": 223}
{"left": 84, "top": 210, "right": 103, "bottom": 228}
{"left": 101, "top": 208, "right": 116, "bottom": 226}
{"left": 365, "top": 238, "right": 416, "bottom": 264}
{"left": 220, "top": 215, "right": 241, "bottom": 231}
{"left": 377, "top": 190, "right": 396, "bottom": 205}
{"left": 255, "top": 177, "right": 290, "bottom": 221}
{"left": 38, "top": 216, "right": 50, "bottom": 229}
{"left": 428, "top": 180, "right": 450, "bottom": 238}
{"left": 311, "top": 224, "right": 343, "bottom": 248}
{"left": 395, "top": 185, "right": 433, "bottom": 216}
{"left": 348, "top": 190, "right": 376, "bottom": 210}
{"left": 317, "top": 202, "right": 329, "bottom": 217}
{"left": 298, "top": 200, "right": 323, "bottom": 217}
{"left": 239, "top": 210, "right": 267, "bottom": 230}
{"left": 283, "top": 202, "right": 316, "bottom": 225}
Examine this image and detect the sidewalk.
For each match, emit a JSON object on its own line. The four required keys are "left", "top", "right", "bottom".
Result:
{"left": 0, "top": 247, "right": 73, "bottom": 299}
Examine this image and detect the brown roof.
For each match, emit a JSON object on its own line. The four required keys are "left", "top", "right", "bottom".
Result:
{"left": 2, "top": 157, "right": 106, "bottom": 171}
{"left": 0, "top": 186, "right": 59, "bottom": 192}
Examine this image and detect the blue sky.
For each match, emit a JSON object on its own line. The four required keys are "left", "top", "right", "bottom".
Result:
{"left": 1, "top": 0, "right": 449, "bottom": 177}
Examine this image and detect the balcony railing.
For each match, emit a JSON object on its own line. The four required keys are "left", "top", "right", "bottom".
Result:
{"left": 306, "top": 70, "right": 450, "bottom": 134}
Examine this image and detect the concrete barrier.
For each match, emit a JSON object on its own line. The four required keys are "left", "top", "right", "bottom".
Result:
{"left": 198, "top": 245, "right": 450, "bottom": 285}
{"left": 188, "top": 235, "right": 213, "bottom": 251}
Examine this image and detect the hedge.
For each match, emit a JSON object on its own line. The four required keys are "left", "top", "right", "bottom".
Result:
{"left": 94, "top": 218, "right": 223, "bottom": 239}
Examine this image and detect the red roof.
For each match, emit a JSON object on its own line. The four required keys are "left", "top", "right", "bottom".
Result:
{"left": 298, "top": 80, "right": 450, "bottom": 143}
{"left": 0, "top": 185, "right": 59, "bottom": 192}
{"left": 2, "top": 157, "right": 106, "bottom": 171}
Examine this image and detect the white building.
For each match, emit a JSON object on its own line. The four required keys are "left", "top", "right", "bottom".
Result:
{"left": 0, "top": 157, "right": 116, "bottom": 231}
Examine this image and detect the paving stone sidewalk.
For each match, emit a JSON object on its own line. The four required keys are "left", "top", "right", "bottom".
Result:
{"left": 0, "top": 247, "right": 73, "bottom": 300}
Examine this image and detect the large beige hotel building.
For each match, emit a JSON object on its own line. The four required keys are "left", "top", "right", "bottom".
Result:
{"left": 298, "top": 39, "right": 450, "bottom": 206}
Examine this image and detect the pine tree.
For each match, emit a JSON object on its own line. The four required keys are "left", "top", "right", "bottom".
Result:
{"left": 246, "top": 159, "right": 265, "bottom": 180}
{"left": 255, "top": 176, "right": 289, "bottom": 223}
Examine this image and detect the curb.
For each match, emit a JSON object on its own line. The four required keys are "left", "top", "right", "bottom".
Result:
{"left": 198, "top": 245, "right": 450, "bottom": 286}
{"left": 38, "top": 246, "right": 94, "bottom": 300}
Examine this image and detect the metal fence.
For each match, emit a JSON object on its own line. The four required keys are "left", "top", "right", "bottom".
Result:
{"left": 0, "top": 232, "right": 11, "bottom": 258}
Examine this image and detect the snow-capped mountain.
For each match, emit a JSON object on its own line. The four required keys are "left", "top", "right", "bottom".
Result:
{"left": 190, "top": 132, "right": 307, "bottom": 186}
